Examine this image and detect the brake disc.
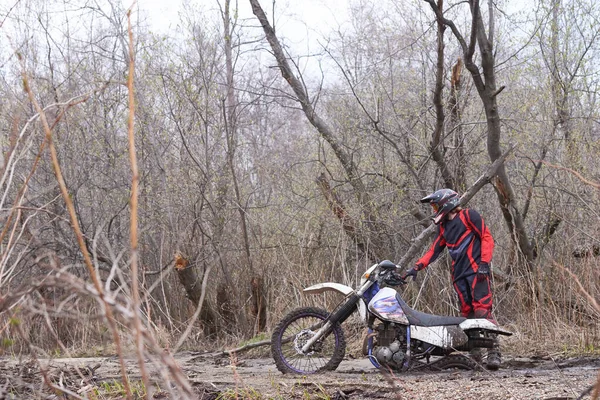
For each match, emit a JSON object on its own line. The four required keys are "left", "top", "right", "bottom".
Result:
{"left": 293, "top": 329, "right": 316, "bottom": 355}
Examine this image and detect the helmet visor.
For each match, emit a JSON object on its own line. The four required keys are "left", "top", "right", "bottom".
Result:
{"left": 431, "top": 203, "right": 440, "bottom": 213}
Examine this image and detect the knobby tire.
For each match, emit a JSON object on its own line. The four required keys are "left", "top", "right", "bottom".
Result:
{"left": 271, "top": 307, "right": 346, "bottom": 374}
{"left": 432, "top": 353, "right": 478, "bottom": 371}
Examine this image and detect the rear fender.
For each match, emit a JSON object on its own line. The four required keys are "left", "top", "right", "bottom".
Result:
{"left": 411, "top": 325, "right": 469, "bottom": 349}
{"left": 304, "top": 283, "right": 367, "bottom": 322}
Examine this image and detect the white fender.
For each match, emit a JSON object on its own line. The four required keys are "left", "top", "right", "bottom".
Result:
{"left": 304, "top": 282, "right": 354, "bottom": 296}
{"left": 304, "top": 283, "right": 367, "bottom": 322}
{"left": 459, "top": 318, "right": 513, "bottom": 336}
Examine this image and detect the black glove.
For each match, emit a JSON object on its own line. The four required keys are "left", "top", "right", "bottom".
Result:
{"left": 401, "top": 267, "right": 419, "bottom": 281}
{"left": 477, "top": 262, "right": 490, "bottom": 276}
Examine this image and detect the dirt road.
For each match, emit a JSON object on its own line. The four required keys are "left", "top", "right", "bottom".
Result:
{"left": 186, "top": 354, "right": 598, "bottom": 399}
{"left": 4, "top": 352, "right": 597, "bottom": 399}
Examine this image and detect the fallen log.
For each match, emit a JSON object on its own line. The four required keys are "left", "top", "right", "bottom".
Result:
{"left": 191, "top": 339, "right": 272, "bottom": 361}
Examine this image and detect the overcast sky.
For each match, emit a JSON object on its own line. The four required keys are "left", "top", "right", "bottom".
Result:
{"left": 119, "top": 0, "right": 350, "bottom": 80}
{"left": 125, "top": 0, "right": 350, "bottom": 49}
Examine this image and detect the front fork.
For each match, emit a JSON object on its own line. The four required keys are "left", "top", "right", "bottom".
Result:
{"left": 301, "top": 293, "right": 361, "bottom": 353}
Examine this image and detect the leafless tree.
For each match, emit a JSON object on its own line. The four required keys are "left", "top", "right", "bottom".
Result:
{"left": 423, "top": 0, "right": 535, "bottom": 270}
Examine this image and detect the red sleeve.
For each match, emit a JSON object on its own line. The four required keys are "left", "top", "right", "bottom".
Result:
{"left": 465, "top": 209, "right": 494, "bottom": 263}
{"left": 415, "top": 226, "right": 446, "bottom": 270}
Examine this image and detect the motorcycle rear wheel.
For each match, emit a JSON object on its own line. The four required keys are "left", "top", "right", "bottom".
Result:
{"left": 271, "top": 307, "right": 346, "bottom": 374}
{"left": 432, "top": 353, "right": 478, "bottom": 370}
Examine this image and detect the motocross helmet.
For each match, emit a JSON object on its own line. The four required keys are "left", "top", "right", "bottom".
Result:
{"left": 420, "top": 188, "right": 460, "bottom": 225}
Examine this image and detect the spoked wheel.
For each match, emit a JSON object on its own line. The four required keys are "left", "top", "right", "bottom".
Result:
{"left": 271, "top": 307, "right": 346, "bottom": 374}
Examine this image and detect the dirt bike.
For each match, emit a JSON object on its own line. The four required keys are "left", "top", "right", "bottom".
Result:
{"left": 271, "top": 260, "right": 512, "bottom": 374}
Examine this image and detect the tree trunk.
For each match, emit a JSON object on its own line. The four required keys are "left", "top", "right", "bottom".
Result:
{"left": 316, "top": 173, "right": 380, "bottom": 262}
{"left": 424, "top": 0, "right": 535, "bottom": 270}
{"left": 174, "top": 254, "right": 218, "bottom": 336}
{"left": 249, "top": 0, "right": 388, "bottom": 262}
{"left": 223, "top": 0, "right": 265, "bottom": 334}
{"left": 431, "top": 0, "right": 456, "bottom": 190}
{"left": 449, "top": 58, "right": 466, "bottom": 192}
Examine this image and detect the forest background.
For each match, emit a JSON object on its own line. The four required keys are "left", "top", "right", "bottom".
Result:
{"left": 0, "top": 0, "right": 599, "bottom": 389}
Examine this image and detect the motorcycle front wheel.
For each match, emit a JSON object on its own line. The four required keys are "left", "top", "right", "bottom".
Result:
{"left": 271, "top": 307, "right": 346, "bottom": 374}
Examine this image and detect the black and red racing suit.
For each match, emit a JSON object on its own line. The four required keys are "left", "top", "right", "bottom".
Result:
{"left": 415, "top": 208, "right": 495, "bottom": 320}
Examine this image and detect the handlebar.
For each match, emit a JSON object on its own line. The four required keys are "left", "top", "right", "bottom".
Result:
{"left": 376, "top": 260, "right": 407, "bottom": 286}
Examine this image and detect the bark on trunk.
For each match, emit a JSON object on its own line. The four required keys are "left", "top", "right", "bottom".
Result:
{"left": 174, "top": 254, "right": 217, "bottom": 335}
{"left": 250, "top": 277, "right": 267, "bottom": 333}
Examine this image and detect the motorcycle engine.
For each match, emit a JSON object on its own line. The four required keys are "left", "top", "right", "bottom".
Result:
{"left": 372, "top": 323, "right": 406, "bottom": 369}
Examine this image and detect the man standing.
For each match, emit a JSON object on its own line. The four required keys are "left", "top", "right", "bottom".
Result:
{"left": 402, "top": 189, "right": 501, "bottom": 370}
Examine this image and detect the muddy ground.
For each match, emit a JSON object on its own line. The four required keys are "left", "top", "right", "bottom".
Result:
{"left": 1, "top": 352, "right": 599, "bottom": 399}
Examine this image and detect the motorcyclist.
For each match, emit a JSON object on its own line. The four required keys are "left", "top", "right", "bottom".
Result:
{"left": 402, "top": 188, "right": 502, "bottom": 370}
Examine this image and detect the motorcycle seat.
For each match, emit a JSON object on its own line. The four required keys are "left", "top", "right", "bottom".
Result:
{"left": 395, "top": 293, "right": 466, "bottom": 327}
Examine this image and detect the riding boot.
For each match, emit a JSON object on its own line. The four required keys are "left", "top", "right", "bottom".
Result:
{"left": 486, "top": 334, "right": 501, "bottom": 370}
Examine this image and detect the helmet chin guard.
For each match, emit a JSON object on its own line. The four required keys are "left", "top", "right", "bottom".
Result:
{"left": 421, "top": 189, "right": 460, "bottom": 224}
